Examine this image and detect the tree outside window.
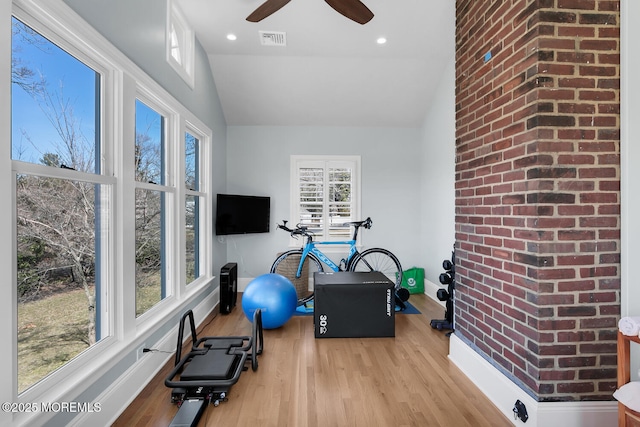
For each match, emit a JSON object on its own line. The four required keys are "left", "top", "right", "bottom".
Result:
{"left": 12, "top": 17, "right": 106, "bottom": 392}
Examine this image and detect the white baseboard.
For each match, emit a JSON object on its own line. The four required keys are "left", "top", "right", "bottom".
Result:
{"left": 448, "top": 333, "right": 618, "bottom": 427}
{"left": 424, "top": 278, "right": 446, "bottom": 307}
{"left": 238, "top": 277, "right": 252, "bottom": 293}
{"left": 70, "top": 288, "right": 219, "bottom": 427}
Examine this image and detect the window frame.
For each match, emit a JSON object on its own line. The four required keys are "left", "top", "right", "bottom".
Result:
{"left": 6, "top": 0, "right": 214, "bottom": 418}
{"left": 289, "top": 155, "right": 361, "bottom": 247}
{"left": 183, "top": 122, "right": 209, "bottom": 287}
{"left": 133, "top": 90, "right": 176, "bottom": 318}
{"left": 165, "top": 0, "right": 194, "bottom": 88}
{"left": 10, "top": 2, "right": 119, "bottom": 400}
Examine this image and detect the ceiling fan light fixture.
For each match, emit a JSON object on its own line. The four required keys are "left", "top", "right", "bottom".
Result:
{"left": 376, "top": 37, "right": 387, "bottom": 45}
{"left": 226, "top": 33, "right": 237, "bottom": 41}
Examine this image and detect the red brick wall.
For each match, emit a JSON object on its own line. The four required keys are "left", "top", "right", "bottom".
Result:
{"left": 454, "top": 0, "right": 620, "bottom": 401}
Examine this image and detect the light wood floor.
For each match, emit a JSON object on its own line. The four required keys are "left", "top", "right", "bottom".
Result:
{"left": 113, "top": 293, "right": 512, "bottom": 427}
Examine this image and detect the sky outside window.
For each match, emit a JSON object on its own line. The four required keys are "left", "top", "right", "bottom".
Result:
{"left": 11, "top": 17, "right": 98, "bottom": 172}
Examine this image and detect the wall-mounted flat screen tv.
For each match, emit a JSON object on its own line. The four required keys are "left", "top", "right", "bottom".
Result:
{"left": 215, "top": 194, "right": 270, "bottom": 235}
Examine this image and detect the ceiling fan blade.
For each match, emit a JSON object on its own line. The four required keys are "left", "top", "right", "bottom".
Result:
{"left": 246, "top": 0, "right": 292, "bottom": 22}
{"left": 324, "top": 0, "right": 374, "bottom": 24}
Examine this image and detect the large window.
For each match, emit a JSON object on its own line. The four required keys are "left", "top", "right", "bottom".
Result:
{"left": 8, "top": 1, "right": 212, "bottom": 406}
{"left": 291, "top": 155, "right": 360, "bottom": 241}
{"left": 134, "top": 99, "right": 169, "bottom": 316}
{"left": 185, "top": 129, "right": 204, "bottom": 284}
{"left": 11, "top": 16, "right": 109, "bottom": 392}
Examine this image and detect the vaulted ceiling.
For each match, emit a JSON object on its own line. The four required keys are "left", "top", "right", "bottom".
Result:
{"left": 176, "top": 0, "right": 455, "bottom": 127}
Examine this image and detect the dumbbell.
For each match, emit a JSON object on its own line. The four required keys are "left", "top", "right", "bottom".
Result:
{"left": 437, "top": 288, "right": 450, "bottom": 301}
{"left": 439, "top": 272, "right": 453, "bottom": 285}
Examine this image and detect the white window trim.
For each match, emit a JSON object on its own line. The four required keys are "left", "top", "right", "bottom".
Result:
{"left": 289, "top": 155, "right": 361, "bottom": 248}
{"left": 7, "top": 1, "right": 213, "bottom": 422}
{"left": 182, "top": 119, "right": 210, "bottom": 290}
{"left": 133, "top": 89, "right": 178, "bottom": 317}
{"left": 10, "top": 1, "right": 124, "bottom": 410}
{"left": 166, "top": 0, "right": 194, "bottom": 89}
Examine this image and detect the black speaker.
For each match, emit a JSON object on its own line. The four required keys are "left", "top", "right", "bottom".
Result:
{"left": 220, "top": 262, "right": 237, "bottom": 314}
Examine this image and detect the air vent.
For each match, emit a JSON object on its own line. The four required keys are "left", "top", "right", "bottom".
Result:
{"left": 259, "top": 31, "right": 287, "bottom": 47}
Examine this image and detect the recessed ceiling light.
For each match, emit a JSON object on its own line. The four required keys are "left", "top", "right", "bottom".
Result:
{"left": 376, "top": 37, "right": 387, "bottom": 45}
{"left": 226, "top": 33, "right": 237, "bottom": 41}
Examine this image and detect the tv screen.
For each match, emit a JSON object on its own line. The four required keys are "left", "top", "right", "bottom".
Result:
{"left": 215, "top": 194, "right": 270, "bottom": 235}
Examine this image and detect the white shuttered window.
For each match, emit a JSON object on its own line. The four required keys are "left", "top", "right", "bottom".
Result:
{"left": 291, "top": 156, "right": 361, "bottom": 241}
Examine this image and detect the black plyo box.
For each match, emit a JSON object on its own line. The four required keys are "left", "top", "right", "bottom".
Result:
{"left": 314, "top": 271, "right": 395, "bottom": 338}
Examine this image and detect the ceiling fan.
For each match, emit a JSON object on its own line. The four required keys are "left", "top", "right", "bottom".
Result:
{"left": 246, "top": 0, "right": 374, "bottom": 25}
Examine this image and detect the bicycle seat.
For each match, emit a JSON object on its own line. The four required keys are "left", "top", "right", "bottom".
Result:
{"left": 344, "top": 218, "right": 372, "bottom": 229}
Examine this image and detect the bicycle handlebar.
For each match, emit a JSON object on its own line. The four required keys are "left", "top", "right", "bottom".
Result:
{"left": 276, "top": 221, "right": 309, "bottom": 236}
{"left": 276, "top": 217, "right": 373, "bottom": 240}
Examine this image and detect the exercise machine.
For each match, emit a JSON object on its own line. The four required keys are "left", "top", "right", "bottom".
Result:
{"left": 165, "top": 308, "right": 263, "bottom": 426}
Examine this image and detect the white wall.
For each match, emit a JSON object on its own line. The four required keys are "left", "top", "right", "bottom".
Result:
{"left": 224, "top": 126, "right": 424, "bottom": 281}
{"left": 621, "top": 0, "right": 640, "bottom": 380}
{"left": 223, "top": 105, "right": 458, "bottom": 297}
{"left": 419, "top": 57, "right": 456, "bottom": 287}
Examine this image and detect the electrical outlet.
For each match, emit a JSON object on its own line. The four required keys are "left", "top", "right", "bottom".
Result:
{"left": 513, "top": 400, "right": 528, "bottom": 423}
{"left": 136, "top": 344, "right": 145, "bottom": 361}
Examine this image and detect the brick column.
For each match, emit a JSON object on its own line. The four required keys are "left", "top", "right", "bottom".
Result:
{"left": 454, "top": 0, "right": 620, "bottom": 401}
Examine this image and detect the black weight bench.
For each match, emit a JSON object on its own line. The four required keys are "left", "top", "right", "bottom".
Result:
{"left": 165, "top": 308, "right": 263, "bottom": 427}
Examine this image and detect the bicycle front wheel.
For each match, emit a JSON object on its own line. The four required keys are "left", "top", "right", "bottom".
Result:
{"left": 270, "top": 250, "right": 323, "bottom": 305}
{"left": 349, "top": 248, "right": 403, "bottom": 289}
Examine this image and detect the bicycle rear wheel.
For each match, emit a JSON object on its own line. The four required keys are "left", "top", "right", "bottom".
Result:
{"left": 270, "top": 250, "right": 323, "bottom": 305}
{"left": 349, "top": 248, "right": 403, "bottom": 289}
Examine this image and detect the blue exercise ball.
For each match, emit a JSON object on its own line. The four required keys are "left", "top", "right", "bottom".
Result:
{"left": 242, "top": 273, "right": 297, "bottom": 329}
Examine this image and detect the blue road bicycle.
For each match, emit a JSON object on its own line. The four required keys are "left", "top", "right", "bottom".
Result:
{"left": 270, "top": 217, "right": 403, "bottom": 305}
